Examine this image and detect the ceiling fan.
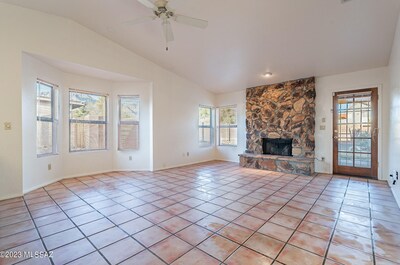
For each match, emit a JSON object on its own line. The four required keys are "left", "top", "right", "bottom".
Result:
{"left": 130, "top": 0, "right": 208, "bottom": 50}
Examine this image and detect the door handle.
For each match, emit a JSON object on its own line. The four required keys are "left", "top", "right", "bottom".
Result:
{"left": 372, "top": 128, "right": 378, "bottom": 142}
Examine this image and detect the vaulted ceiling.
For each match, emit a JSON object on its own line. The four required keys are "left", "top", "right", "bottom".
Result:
{"left": 2, "top": 0, "right": 400, "bottom": 93}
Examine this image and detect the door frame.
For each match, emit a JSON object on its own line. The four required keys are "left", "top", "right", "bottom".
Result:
{"left": 332, "top": 87, "right": 379, "bottom": 179}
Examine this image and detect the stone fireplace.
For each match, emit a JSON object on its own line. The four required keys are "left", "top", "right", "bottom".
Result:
{"left": 239, "top": 77, "right": 316, "bottom": 175}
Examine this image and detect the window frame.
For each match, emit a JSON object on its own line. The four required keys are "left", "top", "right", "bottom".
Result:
{"left": 69, "top": 89, "right": 108, "bottom": 153}
{"left": 36, "top": 80, "right": 59, "bottom": 157}
{"left": 218, "top": 105, "right": 238, "bottom": 147}
{"left": 118, "top": 95, "right": 140, "bottom": 151}
{"left": 198, "top": 105, "right": 214, "bottom": 147}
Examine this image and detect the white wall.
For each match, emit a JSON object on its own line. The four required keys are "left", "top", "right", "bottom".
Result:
{"left": 22, "top": 54, "right": 64, "bottom": 192}
{"left": 215, "top": 90, "right": 246, "bottom": 162}
{"left": 315, "top": 67, "right": 390, "bottom": 180}
{"left": 0, "top": 3, "right": 215, "bottom": 199}
{"left": 388, "top": 14, "right": 400, "bottom": 205}
{"left": 112, "top": 82, "right": 152, "bottom": 171}
{"left": 152, "top": 77, "right": 216, "bottom": 170}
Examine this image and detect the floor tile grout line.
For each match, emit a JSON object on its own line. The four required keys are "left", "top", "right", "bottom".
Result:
{"left": 219, "top": 173, "right": 327, "bottom": 264}
{"left": 18, "top": 197, "right": 56, "bottom": 265}
{"left": 38, "top": 186, "right": 114, "bottom": 265}
{"left": 3, "top": 163, "right": 396, "bottom": 265}
{"left": 66, "top": 169, "right": 376, "bottom": 264}
{"left": 273, "top": 175, "right": 334, "bottom": 264}
{"left": 117, "top": 168, "right": 292, "bottom": 263}
{"left": 368, "top": 180, "right": 377, "bottom": 265}
{"left": 72, "top": 167, "right": 240, "bottom": 263}
{"left": 55, "top": 179, "right": 171, "bottom": 265}
{"left": 99, "top": 168, "right": 272, "bottom": 264}
{"left": 321, "top": 177, "right": 352, "bottom": 265}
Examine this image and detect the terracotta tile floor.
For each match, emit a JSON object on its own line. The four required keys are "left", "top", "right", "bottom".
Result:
{"left": 1, "top": 161, "right": 400, "bottom": 265}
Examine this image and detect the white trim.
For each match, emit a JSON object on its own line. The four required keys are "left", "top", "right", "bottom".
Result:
{"left": 0, "top": 193, "right": 24, "bottom": 201}
{"left": 113, "top": 168, "right": 150, "bottom": 172}
{"left": 22, "top": 170, "right": 112, "bottom": 194}
{"left": 153, "top": 160, "right": 216, "bottom": 171}
{"left": 217, "top": 158, "right": 240, "bottom": 163}
{"left": 23, "top": 177, "right": 64, "bottom": 194}
{"left": 63, "top": 170, "right": 112, "bottom": 179}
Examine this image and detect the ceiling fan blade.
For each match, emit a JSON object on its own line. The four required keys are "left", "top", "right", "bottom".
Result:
{"left": 174, "top": 14, "right": 208, "bottom": 29}
{"left": 162, "top": 20, "right": 174, "bottom": 42}
{"left": 125, "top": 16, "right": 156, "bottom": 25}
{"left": 137, "top": 0, "right": 156, "bottom": 9}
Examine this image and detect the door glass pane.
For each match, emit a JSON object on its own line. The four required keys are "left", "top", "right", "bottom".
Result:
{"left": 355, "top": 139, "right": 371, "bottom": 153}
{"left": 338, "top": 138, "right": 353, "bottom": 152}
{"left": 355, "top": 153, "right": 371, "bottom": 168}
{"left": 339, "top": 152, "right": 354, "bottom": 167}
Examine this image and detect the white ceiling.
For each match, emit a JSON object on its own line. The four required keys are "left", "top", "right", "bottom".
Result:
{"left": 3, "top": 0, "right": 400, "bottom": 93}
{"left": 30, "top": 53, "right": 142, "bottom": 82}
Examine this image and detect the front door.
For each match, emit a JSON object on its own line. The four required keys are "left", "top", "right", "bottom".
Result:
{"left": 333, "top": 88, "right": 378, "bottom": 178}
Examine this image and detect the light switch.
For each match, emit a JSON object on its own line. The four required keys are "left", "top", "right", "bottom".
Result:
{"left": 320, "top": 125, "right": 326, "bottom": 130}
{"left": 322, "top": 118, "right": 326, "bottom": 123}
{"left": 4, "top": 122, "right": 11, "bottom": 130}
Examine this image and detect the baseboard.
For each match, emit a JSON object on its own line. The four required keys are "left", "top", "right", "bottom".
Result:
{"left": 153, "top": 160, "right": 216, "bottom": 171}
{"left": 0, "top": 192, "right": 24, "bottom": 201}
{"left": 63, "top": 170, "right": 113, "bottom": 179}
{"left": 113, "top": 168, "right": 150, "bottom": 172}
{"left": 389, "top": 184, "right": 400, "bottom": 208}
{"left": 23, "top": 177, "right": 64, "bottom": 194}
{"left": 215, "top": 158, "right": 239, "bottom": 163}
{"left": 22, "top": 170, "right": 112, "bottom": 195}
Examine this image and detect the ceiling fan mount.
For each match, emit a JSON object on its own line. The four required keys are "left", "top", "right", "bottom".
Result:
{"left": 129, "top": 0, "right": 208, "bottom": 51}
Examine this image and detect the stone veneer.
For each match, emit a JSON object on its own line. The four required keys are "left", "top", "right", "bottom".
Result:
{"left": 240, "top": 77, "right": 316, "bottom": 175}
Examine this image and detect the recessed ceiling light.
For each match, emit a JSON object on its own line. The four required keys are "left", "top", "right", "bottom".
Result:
{"left": 263, "top": 72, "right": 273, "bottom": 78}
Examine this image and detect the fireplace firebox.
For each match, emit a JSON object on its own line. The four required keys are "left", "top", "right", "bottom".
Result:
{"left": 262, "top": 138, "right": 293, "bottom": 156}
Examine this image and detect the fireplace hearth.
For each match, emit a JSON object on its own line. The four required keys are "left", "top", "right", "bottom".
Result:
{"left": 263, "top": 138, "right": 293, "bottom": 156}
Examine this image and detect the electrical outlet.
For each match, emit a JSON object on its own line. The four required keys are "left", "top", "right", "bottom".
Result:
{"left": 4, "top": 122, "right": 11, "bottom": 130}
{"left": 322, "top": 118, "right": 326, "bottom": 123}
{"left": 48, "top": 164, "right": 51, "bottom": 171}
{"left": 320, "top": 125, "right": 326, "bottom": 130}
{"left": 129, "top": 156, "right": 132, "bottom": 161}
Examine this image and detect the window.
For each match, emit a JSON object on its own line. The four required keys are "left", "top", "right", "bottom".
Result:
{"left": 37, "top": 81, "right": 58, "bottom": 156}
{"left": 118, "top": 96, "right": 140, "bottom": 150}
{"left": 199, "top": 106, "right": 213, "bottom": 146}
{"left": 69, "top": 90, "right": 107, "bottom": 152}
{"left": 219, "top": 106, "right": 237, "bottom": 146}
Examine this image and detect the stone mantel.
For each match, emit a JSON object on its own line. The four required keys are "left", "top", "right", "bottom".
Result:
{"left": 240, "top": 153, "right": 314, "bottom": 162}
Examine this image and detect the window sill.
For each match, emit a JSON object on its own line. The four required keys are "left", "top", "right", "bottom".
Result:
{"left": 37, "top": 153, "right": 59, "bottom": 158}
{"left": 69, "top": 149, "right": 108, "bottom": 153}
